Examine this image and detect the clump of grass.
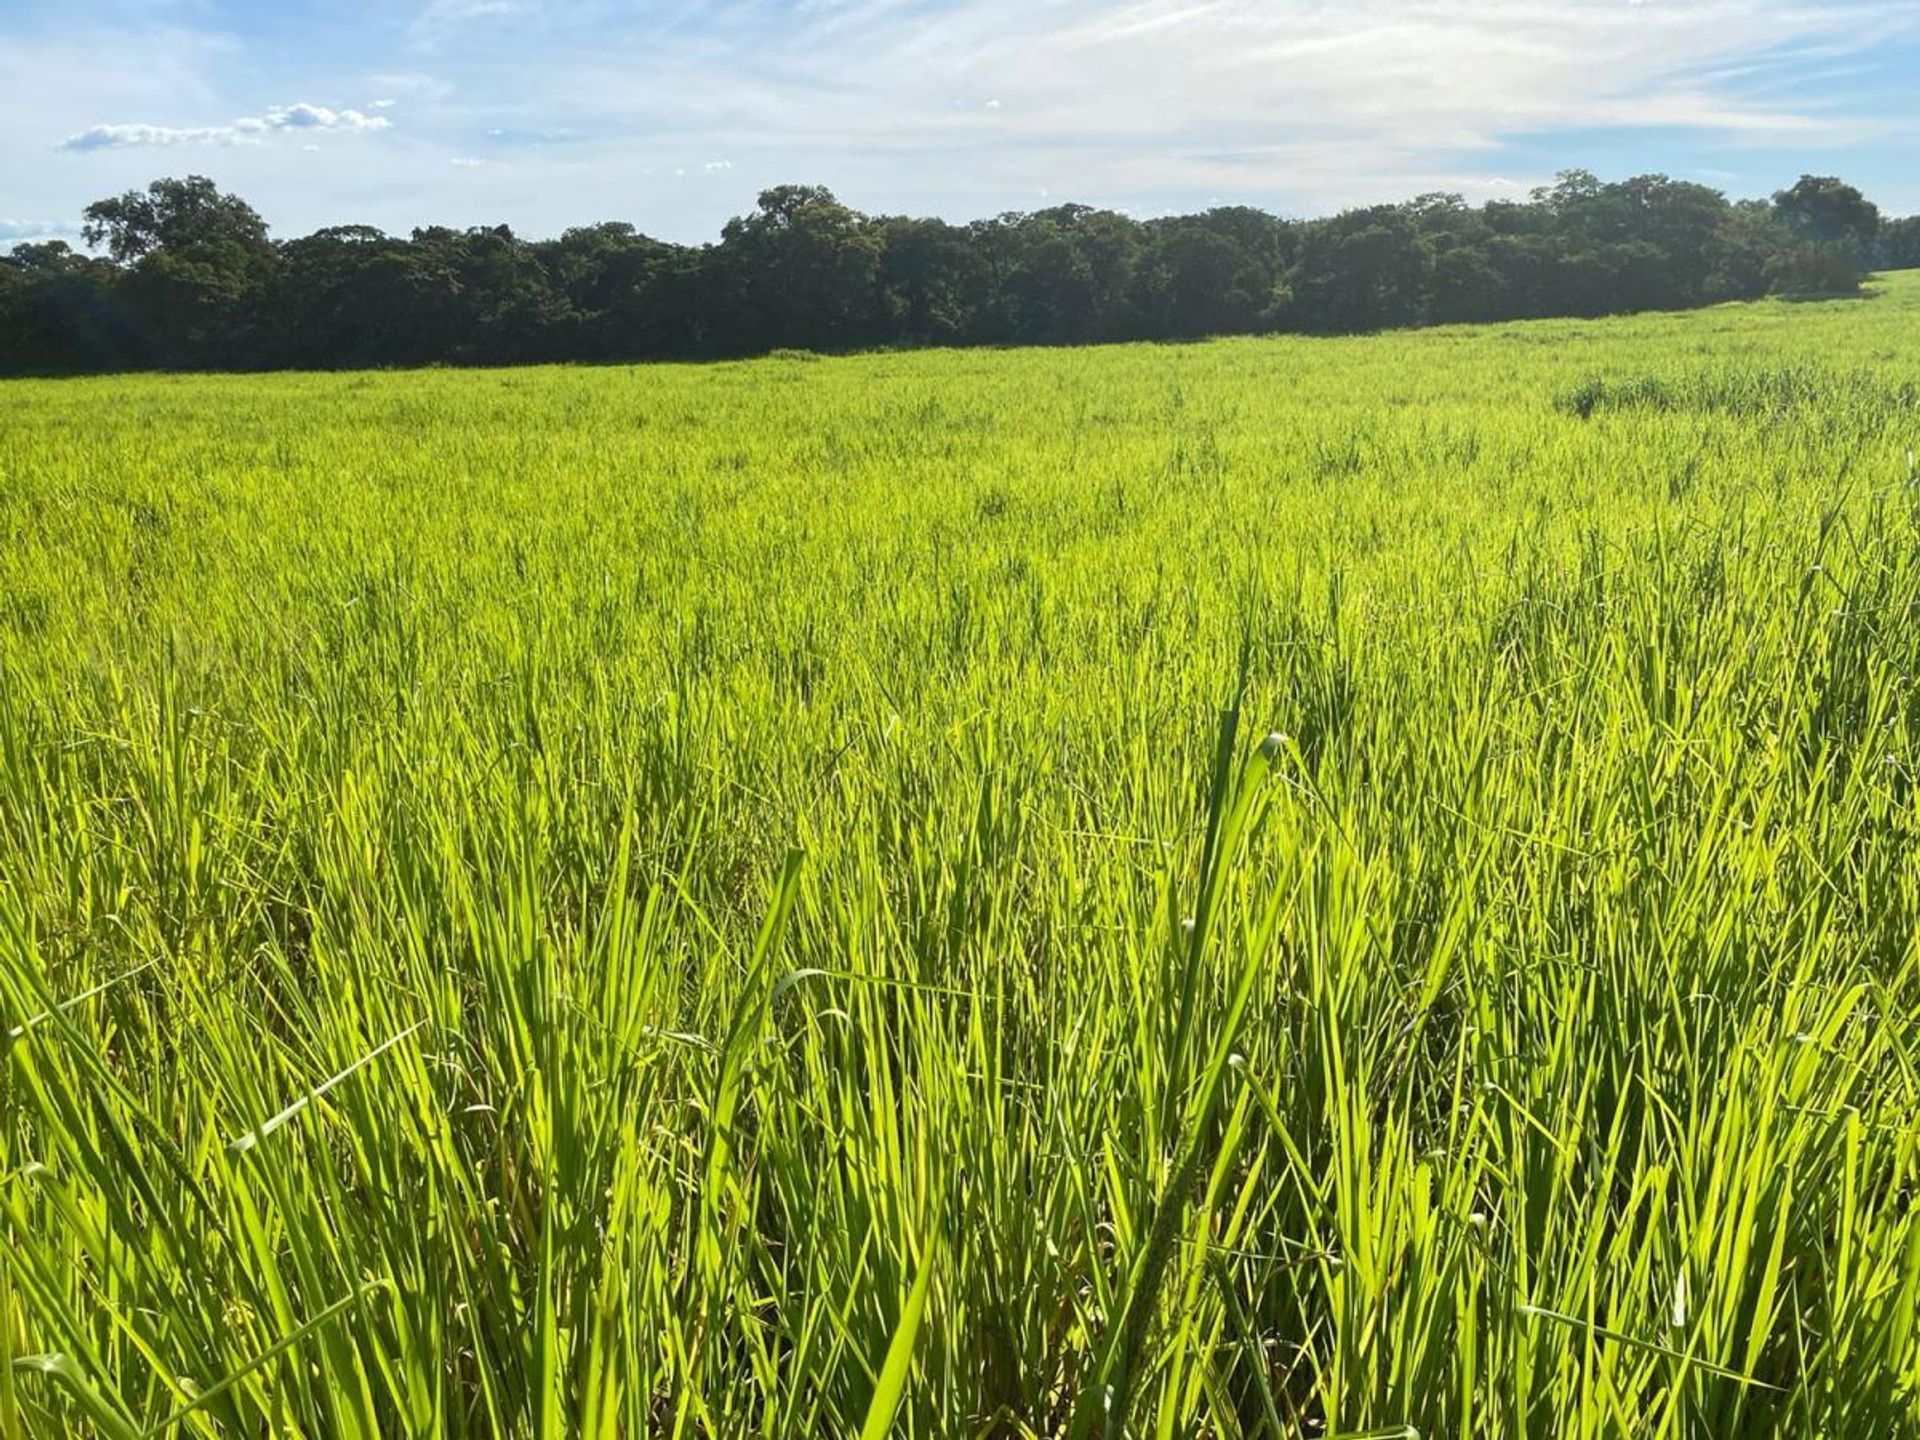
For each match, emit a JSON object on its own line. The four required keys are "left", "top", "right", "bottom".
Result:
{"left": 1557, "top": 362, "right": 1920, "bottom": 423}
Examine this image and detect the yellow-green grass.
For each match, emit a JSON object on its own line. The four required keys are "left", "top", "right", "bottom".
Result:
{"left": 3, "top": 274, "right": 1920, "bottom": 1437}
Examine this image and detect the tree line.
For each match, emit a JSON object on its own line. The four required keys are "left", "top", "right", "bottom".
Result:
{"left": 1, "top": 170, "right": 1910, "bottom": 374}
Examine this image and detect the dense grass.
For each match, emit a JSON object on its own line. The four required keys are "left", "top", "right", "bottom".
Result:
{"left": 3, "top": 274, "right": 1920, "bottom": 1438}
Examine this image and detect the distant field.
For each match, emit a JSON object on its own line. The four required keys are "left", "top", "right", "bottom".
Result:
{"left": 4, "top": 274, "right": 1920, "bottom": 1438}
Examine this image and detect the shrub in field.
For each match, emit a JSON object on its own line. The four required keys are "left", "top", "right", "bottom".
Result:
{"left": 1558, "top": 365, "right": 1920, "bottom": 425}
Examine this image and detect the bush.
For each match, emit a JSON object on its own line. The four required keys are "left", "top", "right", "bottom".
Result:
{"left": 1765, "top": 242, "right": 1863, "bottom": 297}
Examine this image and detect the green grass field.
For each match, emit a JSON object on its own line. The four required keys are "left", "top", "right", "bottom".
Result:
{"left": 4, "top": 274, "right": 1920, "bottom": 1438}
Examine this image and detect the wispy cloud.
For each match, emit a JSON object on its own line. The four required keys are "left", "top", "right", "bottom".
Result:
{"left": 60, "top": 122, "right": 234, "bottom": 152}
{"left": 61, "top": 103, "right": 390, "bottom": 152}
{"left": 761, "top": 0, "right": 1900, "bottom": 152}
{"left": 400, "top": 0, "right": 1918, "bottom": 215}
{"left": 412, "top": 0, "right": 538, "bottom": 42}
{"left": 369, "top": 71, "right": 454, "bottom": 101}
{"left": 4, "top": 0, "right": 1916, "bottom": 244}
{"left": 0, "top": 218, "right": 82, "bottom": 242}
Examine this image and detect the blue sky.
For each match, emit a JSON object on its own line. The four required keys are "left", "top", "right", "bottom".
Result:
{"left": 3, "top": 0, "right": 1916, "bottom": 246}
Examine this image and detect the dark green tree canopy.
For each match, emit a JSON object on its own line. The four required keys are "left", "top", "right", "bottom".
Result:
{"left": 1886, "top": 215, "right": 1920, "bottom": 270}
{"left": 1772, "top": 175, "right": 1881, "bottom": 250}
{"left": 1, "top": 169, "right": 1909, "bottom": 375}
{"left": 82, "top": 175, "right": 272, "bottom": 263}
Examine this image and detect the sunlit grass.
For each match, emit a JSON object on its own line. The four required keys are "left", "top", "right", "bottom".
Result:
{"left": 2, "top": 275, "right": 1920, "bottom": 1436}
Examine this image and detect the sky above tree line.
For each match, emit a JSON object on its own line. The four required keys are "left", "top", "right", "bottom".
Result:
{"left": 3, "top": 0, "right": 1916, "bottom": 248}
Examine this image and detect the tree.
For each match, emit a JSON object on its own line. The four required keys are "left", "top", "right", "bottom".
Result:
{"left": 406, "top": 224, "right": 574, "bottom": 364}
{"left": 1881, "top": 215, "right": 1920, "bottom": 271}
{"left": 715, "top": 186, "right": 885, "bottom": 351}
{"left": 1772, "top": 175, "right": 1880, "bottom": 253}
{"left": 1286, "top": 205, "right": 1431, "bottom": 332}
{"left": 1707, "top": 200, "right": 1797, "bottom": 301}
{"left": 535, "top": 223, "right": 686, "bottom": 359}
{"left": 1133, "top": 223, "right": 1271, "bottom": 337}
{"left": 0, "top": 241, "right": 133, "bottom": 371}
{"left": 82, "top": 176, "right": 279, "bottom": 366}
{"left": 273, "top": 226, "right": 447, "bottom": 367}
{"left": 877, "top": 217, "right": 982, "bottom": 345}
{"left": 83, "top": 175, "right": 271, "bottom": 262}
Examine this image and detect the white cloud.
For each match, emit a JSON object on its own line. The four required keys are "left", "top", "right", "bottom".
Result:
{"left": 249, "top": 103, "right": 389, "bottom": 134}
{"left": 0, "top": 219, "right": 82, "bottom": 243}
{"left": 4, "top": 1, "right": 1914, "bottom": 246}
{"left": 507, "top": 0, "right": 1916, "bottom": 213}
{"left": 450, "top": 155, "right": 485, "bottom": 167}
{"left": 703, "top": 160, "right": 732, "bottom": 173}
{"left": 60, "top": 122, "right": 236, "bottom": 152}
{"left": 61, "top": 103, "right": 390, "bottom": 152}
